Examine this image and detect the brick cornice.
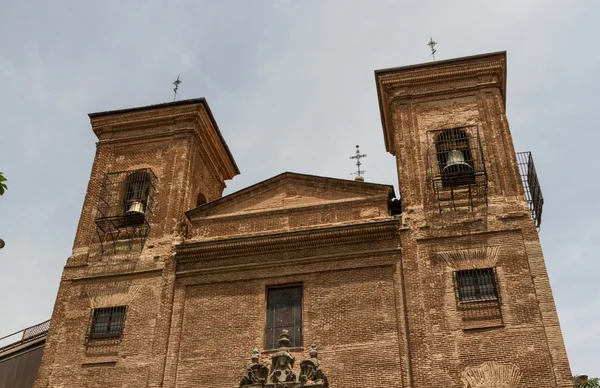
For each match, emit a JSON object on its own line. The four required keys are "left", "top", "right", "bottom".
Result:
{"left": 375, "top": 52, "right": 506, "bottom": 155}
{"left": 190, "top": 195, "right": 390, "bottom": 224}
{"left": 89, "top": 98, "right": 239, "bottom": 179}
{"left": 187, "top": 172, "right": 394, "bottom": 220}
{"left": 176, "top": 219, "right": 399, "bottom": 262}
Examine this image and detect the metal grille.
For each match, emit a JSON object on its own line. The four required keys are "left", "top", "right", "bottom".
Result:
{"left": 516, "top": 152, "right": 544, "bottom": 230}
{"left": 454, "top": 268, "right": 503, "bottom": 326}
{"left": 266, "top": 286, "right": 302, "bottom": 350}
{"left": 426, "top": 126, "right": 488, "bottom": 212}
{"left": 88, "top": 306, "right": 127, "bottom": 340}
{"left": 95, "top": 169, "right": 157, "bottom": 254}
{"left": 456, "top": 268, "right": 498, "bottom": 302}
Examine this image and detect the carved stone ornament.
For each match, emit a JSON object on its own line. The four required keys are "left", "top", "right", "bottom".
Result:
{"left": 299, "top": 345, "right": 328, "bottom": 388}
{"left": 461, "top": 361, "right": 521, "bottom": 388}
{"left": 239, "top": 348, "right": 269, "bottom": 387}
{"left": 239, "top": 331, "right": 328, "bottom": 388}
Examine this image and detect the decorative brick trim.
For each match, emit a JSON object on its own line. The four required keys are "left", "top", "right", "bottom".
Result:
{"left": 177, "top": 220, "right": 399, "bottom": 262}
{"left": 461, "top": 361, "right": 521, "bottom": 387}
{"left": 87, "top": 285, "right": 142, "bottom": 308}
{"left": 436, "top": 246, "right": 501, "bottom": 270}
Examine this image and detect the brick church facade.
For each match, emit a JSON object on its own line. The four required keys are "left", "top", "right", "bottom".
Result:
{"left": 32, "top": 52, "right": 573, "bottom": 387}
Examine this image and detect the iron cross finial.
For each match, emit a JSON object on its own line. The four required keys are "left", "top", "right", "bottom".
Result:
{"left": 427, "top": 36, "right": 437, "bottom": 61}
{"left": 173, "top": 74, "right": 182, "bottom": 101}
{"left": 350, "top": 145, "right": 367, "bottom": 179}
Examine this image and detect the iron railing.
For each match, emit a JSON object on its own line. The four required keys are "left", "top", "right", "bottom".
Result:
{"left": 95, "top": 168, "right": 157, "bottom": 254}
{"left": 516, "top": 152, "right": 544, "bottom": 229}
{"left": 0, "top": 320, "right": 50, "bottom": 355}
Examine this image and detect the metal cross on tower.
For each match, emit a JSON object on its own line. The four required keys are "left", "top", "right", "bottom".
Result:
{"left": 427, "top": 36, "right": 437, "bottom": 61}
{"left": 173, "top": 74, "right": 182, "bottom": 101}
{"left": 350, "top": 145, "right": 367, "bottom": 181}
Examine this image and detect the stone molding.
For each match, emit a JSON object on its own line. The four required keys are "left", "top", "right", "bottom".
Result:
{"left": 461, "top": 361, "right": 521, "bottom": 388}
{"left": 177, "top": 220, "right": 399, "bottom": 263}
{"left": 435, "top": 246, "right": 501, "bottom": 270}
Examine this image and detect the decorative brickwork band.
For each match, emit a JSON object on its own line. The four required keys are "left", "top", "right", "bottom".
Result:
{"left": 87, "top": 285, "right": 142, "bottom": 308}
{"left": 436, "top": 246, "right": 501, "bottom": 270}
{"left": 461, "top": 361, "right": 521, "bottom": 388}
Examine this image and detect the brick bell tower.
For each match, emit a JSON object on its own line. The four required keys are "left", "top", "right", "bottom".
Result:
{"left": 375, "top": 52, "right": 573, "bottom": 387}
{"left": 34, "top": 99, "right": 238, "bottom": 387}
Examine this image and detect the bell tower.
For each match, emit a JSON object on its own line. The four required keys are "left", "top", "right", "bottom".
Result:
{"left": 34, "top": 98, "right": 238, "bottom": 388}
{"left": 375, "top": 52, "right": 573, "bottom": 387}
{"left": 70, "top": 98, "right": 239, "bottom": 259}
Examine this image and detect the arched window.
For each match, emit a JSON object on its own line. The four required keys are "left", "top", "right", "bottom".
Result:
{"left": 122, "top": 170, "right": 151, "bottom": 225}
{"left": 435, "top": 128, "right": 475, "bottom": 187}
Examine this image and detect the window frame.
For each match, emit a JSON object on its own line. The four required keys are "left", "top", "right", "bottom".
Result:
{"left": 88, "top": 306, "right": 127, "bottom": 340}
{"left": 454, "top": 268, "right": 499, "bottom": 303}
{"left": 265, "top": 284, "right": 303, "bottom": 350}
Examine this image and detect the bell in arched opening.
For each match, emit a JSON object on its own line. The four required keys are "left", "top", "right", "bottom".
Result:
{"left": 122, "top": 170, "right": 151, "bottom": 225}
{"left": 442, "top": 149, "right": 473, "bottom": 175}
{"left": 435, "top": 128, "right": 476, "bottom": 187}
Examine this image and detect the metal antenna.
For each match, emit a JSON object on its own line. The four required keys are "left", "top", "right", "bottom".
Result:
{"left": 173, "top": 74, "right": 182, "bottom": 101}
{"left": 350, "top": 145, "right": 367, "bottom": 181}
{"left": 427, "top": 36, "right": 437, "bottom": 61}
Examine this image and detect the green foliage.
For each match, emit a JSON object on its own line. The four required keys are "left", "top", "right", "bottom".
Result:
{"left": 575, "top": 377, "right": 600, "bottom": 387}
{"left": 0, "top": 172, "right": 6, "bottom": 195}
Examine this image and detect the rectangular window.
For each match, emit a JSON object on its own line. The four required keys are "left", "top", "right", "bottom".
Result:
{"left": 456, "top": 268, "right": 498, "bottom": 302}
{"left": 266, "top": 285, "right": 302, "bottom": 350}
{"left": 89, "top": 306, "right": 127, "bottom": 339}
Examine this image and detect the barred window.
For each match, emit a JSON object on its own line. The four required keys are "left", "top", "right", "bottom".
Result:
{"left": 434, "top": 128, "right": 476, "bottom": 187}
{"left": 456, "top": 268, "right": 498, "bottom": 302}
{"left": 266, "top": 285, "right": 302, "bottom": 350}
{"left": 122, "top": 171, "right": 151, "bottom": 226}
{"left": 89, "top": 306, "right": 127, "bottom": 339}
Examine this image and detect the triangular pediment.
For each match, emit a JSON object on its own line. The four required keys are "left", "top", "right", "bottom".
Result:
{"left": 187, "top": 172, "right": 394, "bottom": 220}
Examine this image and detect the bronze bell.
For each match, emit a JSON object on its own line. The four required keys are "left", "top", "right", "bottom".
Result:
{"left": 442, "top": 149, "right": 473, "bottom": 175}
{"left": 125, "top": 201, "right": 145, "bottom": 216}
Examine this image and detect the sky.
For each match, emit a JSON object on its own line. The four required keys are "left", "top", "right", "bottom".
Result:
{"left": 0, "top": 0, "right": 598, "bottom": 378}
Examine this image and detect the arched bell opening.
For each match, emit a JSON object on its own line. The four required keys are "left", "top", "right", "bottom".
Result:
{"left": 435, "top": 128, "right": 476, "bottom": 187}
{"left": 122, "top": 170, "right": 151, "bottom": 226}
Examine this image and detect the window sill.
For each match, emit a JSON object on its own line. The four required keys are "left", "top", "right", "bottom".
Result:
{"left": 458, "top": 298, "right": 499, "bottom": 304}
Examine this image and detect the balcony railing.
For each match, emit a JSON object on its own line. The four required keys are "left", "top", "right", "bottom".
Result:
{"left": 516, "top": 152, "right": 544, "bottom": 230}
{"left": 0, "top": 319, "right": 50, "bottom": 355}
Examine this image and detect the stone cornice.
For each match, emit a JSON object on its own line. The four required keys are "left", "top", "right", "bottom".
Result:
{"left": 177, "top": 219, "right": 399, "bottom": 262}
{"left": 375, "top": 52, "right": 507, "bottom": 155}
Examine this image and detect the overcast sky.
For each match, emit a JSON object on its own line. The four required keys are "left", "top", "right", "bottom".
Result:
{"left": 1, "top": 0, "right": 598, "bottom": 377}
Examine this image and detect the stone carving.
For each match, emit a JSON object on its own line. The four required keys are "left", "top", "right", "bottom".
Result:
{"left": 239, "top": 332, "right": 328, "bottom": 388}
{"left": 269, "top": 330, "right": 298, "bottom": 384}
{"left": 299, "top": 345, "right": 328, "bottom": 388}
{"left": 461, "top": 361, "right": 521, "bottom": 388}
{"left": 239, "top": 348, "right": 269, "bottom": 387}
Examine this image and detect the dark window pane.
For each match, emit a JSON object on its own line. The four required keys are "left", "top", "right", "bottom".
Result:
{"left": 456, "top": 269, "right": 498, "bottom": 302}
{"left": 90, "top": 306, "right": 126, "bottom": 339}
{"left": 266, "top": 286, "right": 302, "bottom": 349}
